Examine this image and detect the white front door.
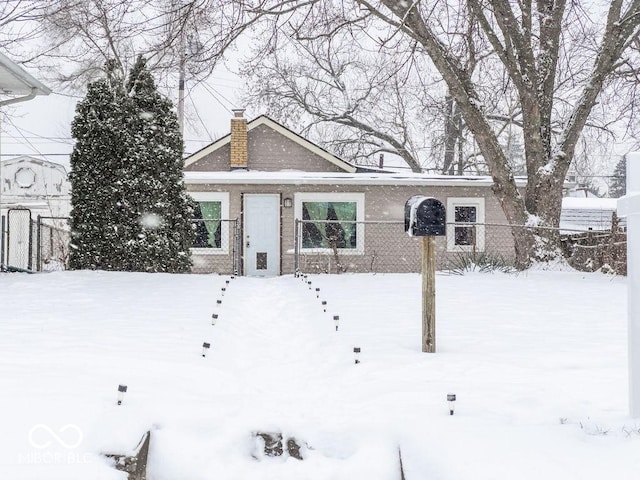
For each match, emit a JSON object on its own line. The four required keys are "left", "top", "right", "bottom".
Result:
{"left": 243, "top": 194, "right": 280, "bottom": 276}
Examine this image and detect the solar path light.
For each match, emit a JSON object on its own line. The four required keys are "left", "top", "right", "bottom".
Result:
{"left": 447, "top": 394, "right": 456, "bottom": 415}
{"left": 353, "top": 347, "right": 361, "bottom": 364}
{"left": 333, "top": 315, "right": 340, "bottom": 331}
{"left": 315, "top": 287, "right": 320, "bottom": 298}
{"left": 202, "top": 342, "right": 211, "bottom": 357}
{"left": 211, "top": 313, "right": 218, "bottom": 326}
{"left": 221, "top": 287, "right": 226, "bottom": 296}
{"left": 117, "top": 385, "right": 127, "bottom": 405}
{"left": 321, "top": 300, "right": 327, "bottom": 313}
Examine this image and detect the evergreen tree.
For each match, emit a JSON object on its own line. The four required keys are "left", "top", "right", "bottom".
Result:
{"left": 609, "top": 157, "right": 627, "bottom": 198}
{"left": 69, "top": 57, "right": 194, "bottom": 272}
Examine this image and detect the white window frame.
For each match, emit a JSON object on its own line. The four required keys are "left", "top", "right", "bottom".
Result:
{"left": 294, "top": 192, "right": 365, "bottom": 254}
{"left": 446, "top": 197, "right": 485, "bottom": 252}
{"left": 189, "top": 192, "right": 230, "bottom": 255}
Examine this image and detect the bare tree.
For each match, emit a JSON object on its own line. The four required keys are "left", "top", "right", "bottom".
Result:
{"left": 242, "top": 18, "right": 448, "bottom": 173}
{"left": 342, "top": 0, "right": 640, "bottom": 266}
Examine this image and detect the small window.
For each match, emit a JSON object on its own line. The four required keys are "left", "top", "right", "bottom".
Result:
{"left": 295, "top": 193, "right": 364, "bottom": 253}
{"left": 447, "top": 198, "right": 485, "bottom": 252}
{"left": 190, "top": 192, "right": 230, "bottom": 254}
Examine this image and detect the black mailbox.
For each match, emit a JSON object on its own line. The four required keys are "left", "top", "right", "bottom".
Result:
{"left": 405, "top": 196, "right": 446, "bottom": 236}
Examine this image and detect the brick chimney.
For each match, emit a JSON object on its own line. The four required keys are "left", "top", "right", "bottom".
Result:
{"left": 230, "top": 109, "right": 248, "bottom": 170}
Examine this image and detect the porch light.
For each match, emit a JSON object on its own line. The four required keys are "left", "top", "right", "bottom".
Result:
{"left": 283, "top": 197, "right": 293, "bottom": 208}
{"left": 321, "top": 300, "right": 327, "bottom": 313}
{"left": 353, "top": 347, "right": 361, "bottom": 364}
{"left": 117, "top": 385, "right": 127, "bottom": 405}
{"left": 211, "top": 313, "right": 218, "bottom": 326}
{"left": 333, "top": 315, "right": 339, "bottom": 331}
{"left": 202, "top": 342, "right": 211, "bottom": 357}
{"left": 315, "top": 287, "right": 320, "bottom": 298}
{"left": 447, "top": 394, "right": 456, "bottom": 415}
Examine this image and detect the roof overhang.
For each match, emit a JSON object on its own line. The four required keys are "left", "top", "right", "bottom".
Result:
{"left": 0, "top": 51, "right": 51, "bottom": 105}
{"left": 183, "top": 171, "right": 525, "bottom": 187}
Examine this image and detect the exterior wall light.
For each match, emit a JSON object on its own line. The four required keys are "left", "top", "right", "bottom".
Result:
{"left": 283, "top": 197, "right": 293, "bottom": 208}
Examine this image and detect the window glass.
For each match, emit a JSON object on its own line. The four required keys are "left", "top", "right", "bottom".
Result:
{"left": 193, "top": 201, "right": 222, "bottom": 248}
{"left": 454, "top": 206, "right": 477, "bottom": 246}
{"left": 302, "top": 201, "right": 357, "bottom": 249}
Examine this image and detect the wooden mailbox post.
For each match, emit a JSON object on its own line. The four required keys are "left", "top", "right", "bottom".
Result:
{"left": 405, "top": 196, "right": 446, "bottom": 353}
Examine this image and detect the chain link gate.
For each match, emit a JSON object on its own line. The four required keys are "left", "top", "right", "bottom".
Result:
{"left": 4, "top": 208, "right": 34, "bottom": 271}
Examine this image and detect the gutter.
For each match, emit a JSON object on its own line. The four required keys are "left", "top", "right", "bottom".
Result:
{"left": 0, "top": 87, "right": 38, "bottom": 107}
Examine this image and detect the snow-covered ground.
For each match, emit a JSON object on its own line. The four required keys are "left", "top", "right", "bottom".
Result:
{"left": 0, "top": 269, "right": 637, "bottom": 479}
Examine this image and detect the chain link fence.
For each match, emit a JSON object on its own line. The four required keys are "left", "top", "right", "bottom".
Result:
{"left": 189, "top": 218, "right": 241, "bottom": 274}
{"left": 293, "top": 219, "right": 627, "bottom": 275}
{"left": 36, "top": 216, "right": 71, "bottom": 271}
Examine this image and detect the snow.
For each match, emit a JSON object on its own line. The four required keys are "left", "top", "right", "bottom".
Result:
{"left": 562, "top": 197, "right": 619, "bottom": 210}
{"left": 183, "top": 170, "right": 529, "bottom": 187}
{"left": 0, "top": 270, "right": 637, "bottom": 479}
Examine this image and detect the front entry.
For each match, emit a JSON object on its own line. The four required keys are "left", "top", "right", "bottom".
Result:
{"left": 243, "top": 194, "right": 280, "bottom": 276}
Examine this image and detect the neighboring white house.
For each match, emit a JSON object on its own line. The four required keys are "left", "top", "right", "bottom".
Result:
{"left": 1, "top": 156, "right": 70, "bottom": 270}
{"left": 560, "top": 196, "right": 623, "bottom": 232}
{"left": 1, "top": 155, "right": 71, "bottom": 217}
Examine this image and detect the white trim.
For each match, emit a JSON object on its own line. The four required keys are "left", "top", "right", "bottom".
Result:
{"left": 294, "top": 192, "right": 365, "bottom": 254}
{"left": 189, "top": 192, "right": 230, "bottom": 255}
{"left": 446, "top": 197, "right": 485, "bottom": 252}
{"left": 184, "top": 115, "right": 356, "bottom": 172}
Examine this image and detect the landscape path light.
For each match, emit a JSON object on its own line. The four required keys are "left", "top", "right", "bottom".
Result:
{"left": 202, "top": 342, "right": 211, "bottom": 357}
{"left": 216, "top": 299, "right": 222, "bottom": 307}
{"left": 211, "top": 313, "right": 218, "bottom": 326}
{"left": 447, "top": 394, "right": 456, "bottom": 415}
{"left": 117, "top": 385, "right": 127, "bottom": 405}
{"left": 315, "top": 287, "right": 320, "bottom": 298}
{"left": 333, "top": 315, "right": 340, "bottom": 331}
{"left": 307, "top": 280, "right": 312, "bottom": 290}
{"left": 321, "top": 300, "right": 327, "bottom": 313}
{"left": 353, "top": 347, "right": 361, "bottom": 364}
{"left": 221, "top": 287, "right": 226, "bottom": 296}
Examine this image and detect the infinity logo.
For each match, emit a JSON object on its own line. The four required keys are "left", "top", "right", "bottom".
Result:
{"left": 28, "top": 424, "right": 83, "bottom": 449}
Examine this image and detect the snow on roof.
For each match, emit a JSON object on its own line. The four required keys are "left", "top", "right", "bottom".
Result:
{"left": 183, "top": 170, "right": 525, "bottom": 187}
{"left": 562, "top": 197, "right": 618, "bottom": 210}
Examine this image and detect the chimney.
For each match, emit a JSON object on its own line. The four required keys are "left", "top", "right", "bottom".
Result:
{"left": 230, "top": 109, "right": 248, "bottom": 170}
